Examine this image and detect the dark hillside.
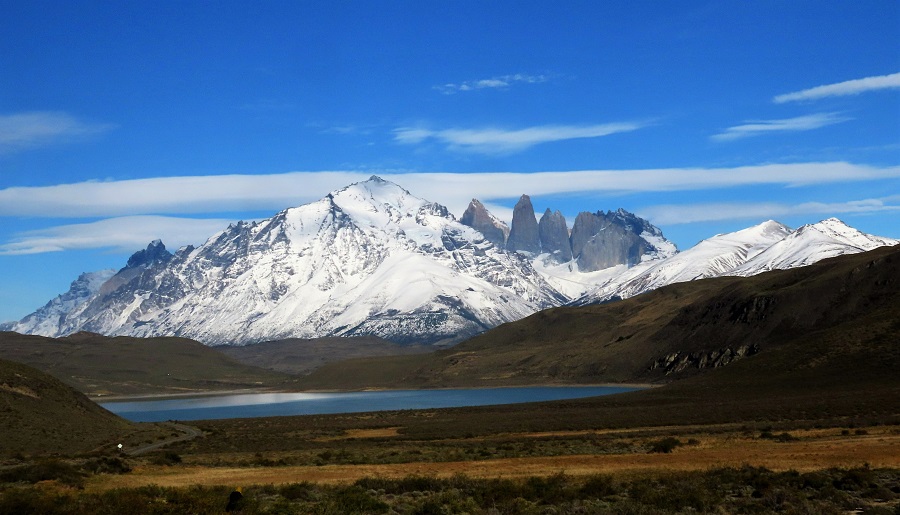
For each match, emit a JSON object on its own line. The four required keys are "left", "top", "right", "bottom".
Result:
{"left": 0, "top": 358, "right": 134, "bottom": 455}
{"left": 300, "top": 245, "right": 900, "bottom": 390}
{"left": 0, "top": 332, "right": 298, "bottom": 397}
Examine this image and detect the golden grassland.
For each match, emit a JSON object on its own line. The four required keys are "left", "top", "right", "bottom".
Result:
{"left": 87, "top": 424, "right": 900, "bottom": 491}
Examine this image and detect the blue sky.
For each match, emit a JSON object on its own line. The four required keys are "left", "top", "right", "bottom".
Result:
{"left": 1, "top": 1, "right": 898, "bottom": 322}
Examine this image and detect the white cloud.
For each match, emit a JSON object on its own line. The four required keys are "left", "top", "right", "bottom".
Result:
{"left": 2, "top": 163, "right": 899, "bottom": 224}
{"left": 639, "top": 197, "right": 900, "bottom": 225}
{"left": 0, "top": 216, "right": 237, "bottom": 255}
{"left": 0, "top": 111, "right": 115, "bottom": 153}
{"left": 774, "top": 72, "right": 900, "bottom": 103}
{"left": 434, "top": 74, "right": 549, "bottom": 94}
{"left": 711, "top": 113, "right": 849, "bottom": 141}
{"left": 394, "top": 122, "right": 647, "bottom": 154}
{"left": 1, "top": 164, "right": 899, "bottom": 253}
{"left": 0, "top": 171, "right": 368, "bottom": 218}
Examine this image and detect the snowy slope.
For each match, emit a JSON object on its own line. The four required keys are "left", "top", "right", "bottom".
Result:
{"left": 12, "top": 177, "right": 566, "bottom": 345}
{"left": 729, "top": 218, "right": 899, "bottom": 276}
{"left": 573, "top": 218, "right": 896, "bottom": 305}
{"left": 11, "top": 269, "right": 117, "bottom": 336}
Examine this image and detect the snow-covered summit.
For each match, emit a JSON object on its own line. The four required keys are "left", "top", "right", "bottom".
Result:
{"left": 728, "top": 218, "right": 899, "bottom": 276}
{"left": 572, "top": 217, "right": 895, "bottom": 305}
{"left": 10, "top": 177, "right": 566, "bottom": 345}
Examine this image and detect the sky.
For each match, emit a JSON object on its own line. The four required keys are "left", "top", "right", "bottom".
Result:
{"left": 1, "top": 1, "right": 898, "bottom": 322}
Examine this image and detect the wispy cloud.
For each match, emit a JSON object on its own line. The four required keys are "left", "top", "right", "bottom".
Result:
{"left": 0, "top": 111, "right": 115, "bottom": 153}
{"left": 434, "top": 74, "right": 549, "bottom": 94}
{"left": 395, "top": 122, "right": 647, "bottom": 154}
{"left": 639, "top": 197, "right": 900, "bottom": 225}
{"left": 774, "top": 72, "right": 900, "bottom": 103}
{"left": 0, "top": 216, "right": 237, "bottom": 255}
{"left": 1, "top": 163, "right": 899, "bottom": 222}
{"left": 711, "top": 113, "right": 849, "bottom": 141}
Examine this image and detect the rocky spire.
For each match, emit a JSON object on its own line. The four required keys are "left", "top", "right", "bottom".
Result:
{"left": 459, "top": 199, "right": 509, "bottom": 247}
{"left": 538, "top": 209, "right": 572, "bottom": 262}
{"left": 506, "top": 195, "right": 541, "bottom": 255}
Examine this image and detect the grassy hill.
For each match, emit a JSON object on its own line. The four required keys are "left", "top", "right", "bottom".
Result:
{"left": 299, "top": 245, "right": 900, "bottom": 391}
{"left": 0, "top": 358, "right": 172, "bottom": 456}
{"left": 0, "top": 332, "right": 300, "bottom": 397}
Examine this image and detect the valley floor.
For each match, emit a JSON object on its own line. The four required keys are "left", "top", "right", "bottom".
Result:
{"left": 89, "top": 424, "right": 900, "bottom": 490}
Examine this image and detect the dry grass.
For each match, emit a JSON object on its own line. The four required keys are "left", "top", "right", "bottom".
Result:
{"left": 87, "top": 425, "right": 900, "bottom": 491}
{"left": 314, "top": 427, "right": 403, "bottom": 441}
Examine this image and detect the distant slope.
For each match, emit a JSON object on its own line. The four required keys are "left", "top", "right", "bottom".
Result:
{"left": 574, "top": 218, "right": 897, "bottom": 305}
{"left": 218, "top": 336, "right": 431, "bottom": 375}
{"left": 0, "top": 332, "right": 298, "bottom": 396}
{"left": 0, "top": 358, "right": 133, "bottom": 455}
{"left": 299, "top": 245, "right": 900, "bottom": 390}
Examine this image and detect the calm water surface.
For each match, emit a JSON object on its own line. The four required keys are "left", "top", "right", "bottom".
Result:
{"left": 100, "top": 386, "right": 641, "bottom": 422}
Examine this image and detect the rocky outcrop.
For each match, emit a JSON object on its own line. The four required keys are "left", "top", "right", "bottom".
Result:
{"left": 649, "top": 343, "right": 761, "bottom": 375}
{"left": 570, "top": 211, "right": 651, "bottom": 271}
{"left": 125, "top": 239, "right": 172, "bottom": 268}
{"left": 506, "top": 195, "right": 541, "bottom": 255}
{"left": 538, "top": 209, "right": 572, "bottom": 263}
{"left": 459, "top": 199, "right": 509, "bottom": 247}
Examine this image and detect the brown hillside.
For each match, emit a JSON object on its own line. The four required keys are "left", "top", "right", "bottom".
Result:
{"left": 0, "top": 358, "right": 134, "bottom": 456}
{"left": 0, "top": 332, "right": 298, "bottom": 397}
{"left": 300, "top": 245, "right": 900, "bottom": 390}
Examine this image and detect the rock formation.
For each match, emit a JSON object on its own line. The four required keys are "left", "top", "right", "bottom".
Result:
{"left": 538, "top": 209, "right": 572, "bottom": 262}
{"left": 506, "top": 195, "right": 541, "bottom": 254}
{"left": 459, "top": 199, "right": 509, "bottom": 247}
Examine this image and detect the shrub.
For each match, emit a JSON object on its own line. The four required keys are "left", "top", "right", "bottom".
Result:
{"left": 648, "top": 437, "right": 683, "bottom": 453}
{"left": 150, "top": 451, "right": 182, "bottom": 466}
{"left": 0, "top": 458, "right": 85, "bottom": 487}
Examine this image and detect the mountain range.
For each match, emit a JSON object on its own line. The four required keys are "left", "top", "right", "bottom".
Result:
{"left": 5, "top": 176, "right": 897, "bottom": 345}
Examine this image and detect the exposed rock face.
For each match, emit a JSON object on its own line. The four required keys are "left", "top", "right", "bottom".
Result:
{"left": 459, "top": 199, "right": 509, "bottom": 247}
{"left": 570, "top": 210, "right": 651, "bottom": 271}
{"left": 125, "top": 239, "right": 172, "bottom": 268}
{"left": 506, "top": 195, "right": 541, "bottom": 254}
{"left": 649, "top": 343, "right": 761, "bottom": 375}
{"left": 538, "top": 209, "right": 572, "bottom": 262}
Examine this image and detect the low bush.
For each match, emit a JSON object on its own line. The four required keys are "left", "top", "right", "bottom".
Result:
{"left": 648, "top": 437, "right": 683, "bottom": 453}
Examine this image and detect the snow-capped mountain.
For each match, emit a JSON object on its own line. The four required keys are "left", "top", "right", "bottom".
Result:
{"left": 11, "top": 269, "right": 117, "bottom": 336}
{"left": 9, "top": 176, "right": 896, "bottom": 347}
{"left": 10, "top": 177, "right": 568, "bottom": 346}
{"left": 573, "top": 218, "right": 898, "bottom": 305}
{"left": 727, "top": 217, "right": 899, "bottom": 276}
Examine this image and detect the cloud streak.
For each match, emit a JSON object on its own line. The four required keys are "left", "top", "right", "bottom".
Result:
{"left": 434, "top": 74, "right": 548, "bottom": 94}
{"left": 774, "top": 72, "right": 900, "bottom": 103}
{"left": 0, "top": 111, "right": 115, "bottom": 153}
{"left": 0, "top": 216, "right": 238, "bottom": 255}
{"left": 1, "top": 163, "right": 899, "bottom": 222}
{"left": 639, "top": 197, "right": 900, "bottom": 225}
{"left": 711, "top": 113, "right": 849, "bottom": 141}
{"left": 395, "top": 122, "right": 647, "bottom": 154}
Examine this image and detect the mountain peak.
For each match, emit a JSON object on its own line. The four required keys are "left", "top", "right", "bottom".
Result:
{"left": 125, "top": 240, "right": 172, "bottom": 269}
{"left": 460, "top": 198, "right": 509, "bottom": 247}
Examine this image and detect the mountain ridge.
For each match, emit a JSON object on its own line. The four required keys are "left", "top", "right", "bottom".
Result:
{"left": 7, "top": 177, "right": 895, "bottom": 345}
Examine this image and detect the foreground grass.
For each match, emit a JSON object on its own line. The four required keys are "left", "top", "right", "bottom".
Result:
{"left": 3, "top": 466, "right": 898, "bottom": 514}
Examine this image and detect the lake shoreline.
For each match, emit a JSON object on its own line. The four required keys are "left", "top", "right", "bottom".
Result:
{"left": 94, "top": 382, "right": 658, "bottom": 403}
{"left": 98, "top": 385, "right": 652, "bottom": 422}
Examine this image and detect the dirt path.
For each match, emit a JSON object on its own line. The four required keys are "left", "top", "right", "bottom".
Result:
{"left": 90, "top": 432, "right": 900, "bottom": 491}
{"left": 125, "top": 423, "right": 204, "bottom": 457}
